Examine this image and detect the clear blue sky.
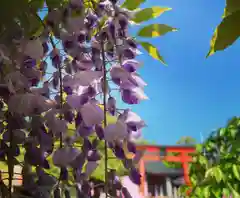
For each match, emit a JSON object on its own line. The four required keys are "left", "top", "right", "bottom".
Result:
{"left": 127, "top": 0, "right": 240, "bottom": 145}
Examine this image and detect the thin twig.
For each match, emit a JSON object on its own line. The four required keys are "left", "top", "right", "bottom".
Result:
{"left": 101, "top": 40, "right": 109, "bottom": 198}
{"left": 7, "top": 113, "right": 14, "bottom": 198}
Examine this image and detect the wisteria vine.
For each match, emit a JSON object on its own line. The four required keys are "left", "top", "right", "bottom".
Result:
{"left": 0, "top": 0, "right": 151, "bottom": 197}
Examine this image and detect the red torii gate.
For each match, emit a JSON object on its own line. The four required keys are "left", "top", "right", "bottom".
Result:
{"left": 135, "top": 144, "right": 195, "bottom": 195}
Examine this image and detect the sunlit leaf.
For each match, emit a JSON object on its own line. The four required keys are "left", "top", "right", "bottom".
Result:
{"left": 212, "top": 188, "right": 222, "bottom": 198}
{"left": 46, "top": 0, "right": 67, "bottom": 8}
{"left": 203, "top": 186, "right": 210, "bottom": 198}
{"left": 232, "top": 164, "right": 240, "bottom": 180}
{"left": 132, "top": 7, "right": 172, "bottom": 23}
{"left": 137, "top": 24, "right": 177, "bottom": 37}
{"left": 207, "top": 10, "right": 240, "bottom": 57}
{"left": 121, "top": 0, "right": 145, "bottom": 11}
{"left": 230, "top": 128, "right": 238, "bottom": 137}
{"left": 227, "top": 183, "right": 240, "bottom": 198}
{"left": 224, "top": 0, "right": 240, "bottom": 17}
{"left": 28, "top": 0, "right": 45, "bottom": 11}
{"left": 195, "top": 144, "right": 203, "bottom": 152}
{"left": 139, "top": 41, "right": 166, "bottom": 65}
{"left": 222, "top": 188, "right": 231, "bottom": 197}
{"left": 213, "top": 167, "right": 223, "bottom": 183}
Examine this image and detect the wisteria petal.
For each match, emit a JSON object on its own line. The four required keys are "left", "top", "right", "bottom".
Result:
{"left": 3, "top": 129, "right": 26, "bottom": 144}
{"left": 67, "top": 94, "right": 88, "bottom": 109}
{"left": 23, "top": 39, "right": 44, "bottom": 60}
{"left": 63, "top": 75, "right": 75, "bottom": 88}
{"left": 52, "top": 147, "right": 80, "bottom": 167}
{"left": 66, "top": 16, "right": 85, "bottom": 33}
{"left": 129, "top": 168, "right": 141, "bottom": 185}
{"left": 82, "top": 138, "right": 92, "bottom": 153}
{"left": 122, "top": 59, "right": 141, "bottom": 72}
{"left": 39, "top": 132, "right": 54, "bottom": 153}
{"left": 114, "top": 144, "right": 126, "bottom": 159}
{"left": 130, "top": 130, "right": 142, "bottom": 140}
{"left": 95, "top": 124, "right": 104, "bottom": 140}
{"left": 107, "top": 97, "right": 116, "bottom": 115}
{"left": 121, "top": 90, "right": 139, "bottom": 105}
{"left": 118, "top": 109, "right": 130, "bottom": 122}
{"left": 110, "top": 66, "right": 130, "bottom": 82}
{"left": 47, "top": 119, "right": 67, "bottom": 137}
{"left": 125, "top": 111, "right": 141, "bottom": 123}
{"left": 127, "top": 141, "right": 136, "bottom": 154}
{"left": 80, "top": 103, "right": 104, "bottom": 126}
{"left": 132, "top": 87, "right": 149, "bottom": 100}
{"left": 125, "top": 111, "right": 146, "bottom": 130}
{"left": 74, "top": 71, "right": 103, "bottom": 86}
{"left": 122, "top": 187, "right": 133, "bottom": 198}
{"left": 37, "top": 168, "right": 57, "bottom": 187}
{"left": 74, "top": 59, "right": 94, "bottom": 70}
{"left": 70, "top": 0, "right": 83, "bottom": 8}
{"left": 129, "top": 73, "right": 147, "bottom": 88}
{"left": 77, "top": 125, "right": 93, "bottom": 137}
{"left": 87, "top": 150, "right": 101, "bottom": 161}
{"left": 104, "top": 120, "right": 128, "bottom": 142}
{"left": 70, "top": 152, "right": 86, "bottom": 170}
{"left": 75, "top": 111, "right": 83, "bottom": 127}
{"left": 85, "top": 161, "right": 99, "bottom": 177}
{"left": 5, "top": 71, "right": 28, "bottom": 92}
{"left": 8, "top": 94, "right": 53, "bottom": 115}
{"left": 25, "top": 146, "right": 45, "bottom": 166}
{"left": 120, "top": 80, "right": 136, "bottom": 90}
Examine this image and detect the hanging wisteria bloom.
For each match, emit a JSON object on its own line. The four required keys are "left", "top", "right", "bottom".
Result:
{"left": 0, "top": 0, "right": 178, "bottom": 196}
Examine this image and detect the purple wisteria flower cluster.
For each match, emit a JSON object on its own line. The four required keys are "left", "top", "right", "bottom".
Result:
{"left": 0, "top": 0, "right": 148, "bottom": 197}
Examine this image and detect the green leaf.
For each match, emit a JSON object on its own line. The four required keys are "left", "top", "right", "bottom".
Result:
{"left": 203, "top": 186, "right": 210, "bottom": 198}
{"left": 198, "top": 155, "right": 208, "bottom": 166}
{"left": 137, "top": 24, "right": 177, "bottom": 38}
{"left": 222, "top": 188, "right": 231, "bottom": 197}
{"left": 230, "top": 128, "right": 238, "bottom": 138}
{"left": 139, "top": 41, "right": 166, "bottom": 65}
{"left": 28, "top": 0, "right": 45, "bottom": 11}
{"left": 213, "top": 167, "right": 223, "bottom": 183}
{"left": 196, "top": 144, "right": 203, "bottom": 152}
{"left": 46, "top": 0, "right": 67, "bottom": 8}
{"left": 207, "top": 10, "right": 240, "bottom": 57}
{"left": 205, "top": 167, "right": 223, "bottom": 183}
{"left": 232, "top": 164, "right": 240, "bottom": 180}
{"left": 132, "top": 7, "right": 172, "bottom": 24}
{"left": 227, "top": 183, "right": 240, "bottom": 198}
{"left": 219, "top": 128, "right": 226, "bottom": 136}
{"left": 224, "top": 0, "right": 240, "bottom": 17}
{"left": 211, "top": 187, "right": 222, "bottom": 198}
{"left": 121, "top": 0, "right": 145, "bottom": 11}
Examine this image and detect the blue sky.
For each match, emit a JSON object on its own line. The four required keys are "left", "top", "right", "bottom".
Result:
{"left": 128, "top": 0, "right": 240, "bottom": 144}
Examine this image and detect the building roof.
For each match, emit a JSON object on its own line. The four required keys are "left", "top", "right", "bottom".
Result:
{"left": 145, "top": 161, "right": 183, "bottom": 176}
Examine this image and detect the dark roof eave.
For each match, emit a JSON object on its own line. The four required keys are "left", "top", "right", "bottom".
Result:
{"left": 136, "top": 144, "right": 195, "bottom": 149}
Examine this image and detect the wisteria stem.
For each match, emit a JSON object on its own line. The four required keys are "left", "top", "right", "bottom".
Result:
{"left": 101, "top": 40, "right": 109, "bottom": 197}
{"left": 58, "top": 64, "right": 64, "bottom": 148}
{"left": 7, "top": 113, "right": 13, "bottom": 198}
